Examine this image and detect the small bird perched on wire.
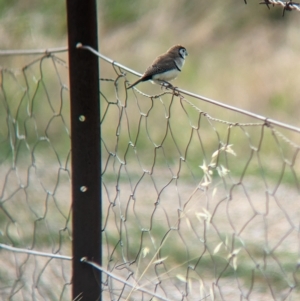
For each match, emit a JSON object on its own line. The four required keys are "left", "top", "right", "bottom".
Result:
{"left": 127, "top": 45, "right": 188, "bottom": 89}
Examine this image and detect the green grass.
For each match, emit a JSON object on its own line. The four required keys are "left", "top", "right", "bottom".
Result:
{"left": 102, "top": 224, "right": 300, "bottom": 293}
{"left": 1, "top": 1, "right": 300, "bottom": 299}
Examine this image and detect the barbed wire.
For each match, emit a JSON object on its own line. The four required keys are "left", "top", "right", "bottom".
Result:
{"left": 244, "top": 0, "right": 300, "bottom": 16}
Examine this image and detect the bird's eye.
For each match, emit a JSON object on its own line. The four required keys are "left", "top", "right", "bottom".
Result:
{"left": 179, "top": 48, "right": 187, "bottom": 58}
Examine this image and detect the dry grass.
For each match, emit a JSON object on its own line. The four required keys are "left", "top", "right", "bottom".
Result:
{"left": 99, "top": 1, "right": 300, "bottom": 126}
{"left": 1, "top": 1, "right": 300, "bottom": 300}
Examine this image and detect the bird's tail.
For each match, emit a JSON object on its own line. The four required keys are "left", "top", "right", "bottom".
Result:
{"left": 126, "top": 78, "right": 142, "bottom": 89}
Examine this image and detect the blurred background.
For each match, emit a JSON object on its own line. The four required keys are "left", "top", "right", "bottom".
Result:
{"left": 1, "top": 0, "right": 300, "bottom": 125}
{"left": 1, "top": 2, "right": 300, "bottom": 299}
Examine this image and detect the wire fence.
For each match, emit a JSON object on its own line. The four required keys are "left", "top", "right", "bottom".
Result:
{"left": 1, "top": 44, "right": 300, "bottom": 301}
{"left": 0, "top": 50, "right": 72, "bottom": 301}
{"left": 91, "top": 46, "right": 300, "bottom": 300}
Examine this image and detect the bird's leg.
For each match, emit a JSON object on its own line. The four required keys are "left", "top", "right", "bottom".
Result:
{"left": 161, "top": 81, "right": 180, "bottom": 96}
{"left": 160, "top": 81, "right": 174, "bottom": 90}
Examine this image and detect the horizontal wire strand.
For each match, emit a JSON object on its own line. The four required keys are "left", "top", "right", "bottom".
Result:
{"left": 77, "top": 44, "right": 300, "bottom": 134}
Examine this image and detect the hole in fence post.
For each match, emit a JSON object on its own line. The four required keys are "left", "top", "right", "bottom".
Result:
{"left": 79, "top": 115, "right": 86, "bottom": 122}
{"left": 80, "top": 186, "right": 88, "bottom": 192}
{"left": 67, "top": 0, "right": 102, "bottom": 299}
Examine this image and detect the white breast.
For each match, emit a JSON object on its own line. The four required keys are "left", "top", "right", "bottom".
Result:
{"left": 152, "top": 68, "right": 181, "bottom": 82}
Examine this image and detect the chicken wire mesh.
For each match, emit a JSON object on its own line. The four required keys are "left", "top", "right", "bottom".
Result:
{"left": 0, "top": 51, "right": 72, "bottom": 301}
{"left": 96, "top": 49, "right": 300, "bottom": 300}
{"left": 1, "top": 46, "right": 300, "bottom": 301}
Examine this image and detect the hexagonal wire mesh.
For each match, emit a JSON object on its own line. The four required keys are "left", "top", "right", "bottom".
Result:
{"left": 0, "top": 50, "right": 72, "bottom": 301}
{"left": 1, "top": 45, "right": 300, "bottom": 301}
{"left": 89, "top": 45, "right": 300, "bottom": 300}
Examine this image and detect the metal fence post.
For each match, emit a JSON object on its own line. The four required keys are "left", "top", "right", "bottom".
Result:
{"left": 66, "top": 0, "right": 101, "bottom": 300}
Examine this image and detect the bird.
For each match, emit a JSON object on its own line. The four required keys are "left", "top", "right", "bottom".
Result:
{"left": 127, "top": 45, "right": 188, "bottom": 89}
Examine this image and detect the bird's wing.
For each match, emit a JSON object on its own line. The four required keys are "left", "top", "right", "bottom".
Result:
{"left": 143, "top": 55, "right": 178, "bottom": 78}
